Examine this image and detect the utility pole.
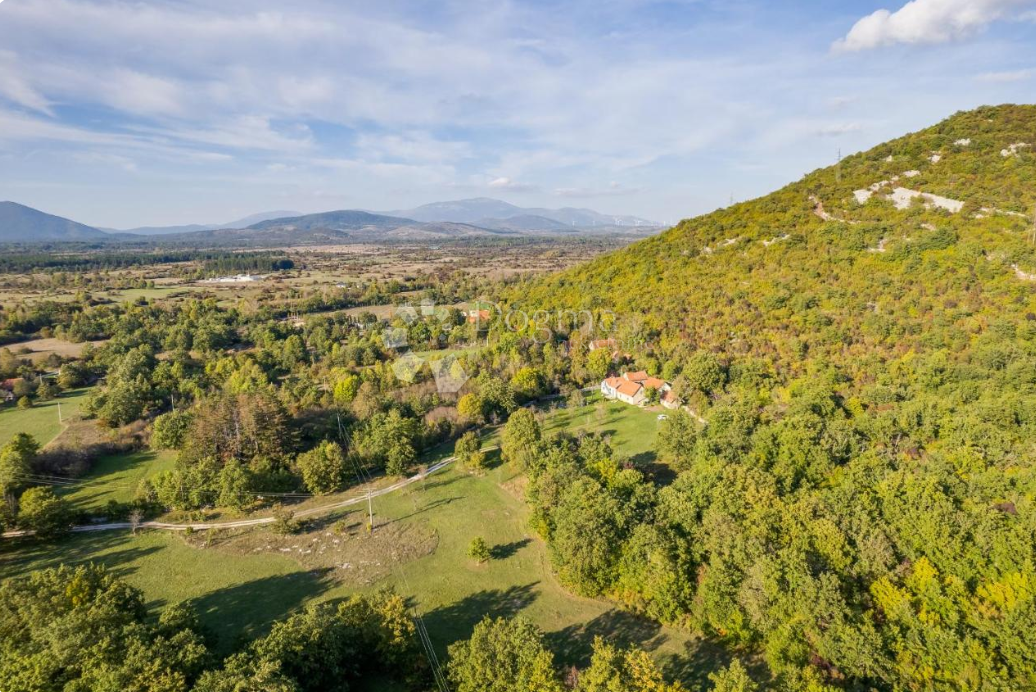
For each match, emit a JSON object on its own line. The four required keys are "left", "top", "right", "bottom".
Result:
{"left": 836, "top": 148, "right": 842, "bottom": 183}
{"left": 57, "top": 401, "right": 62, "bottom": 424}
{"left": 367, "top": 486, "right": 375, "bottom": 534}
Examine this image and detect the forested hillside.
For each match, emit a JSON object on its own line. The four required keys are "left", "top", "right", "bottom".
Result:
{"left": 502, "top": 105, "right": 1036, "bottom": 690}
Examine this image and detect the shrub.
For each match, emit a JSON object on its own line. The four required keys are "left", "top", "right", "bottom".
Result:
{"left": 468, "top": 536, "right": 490, "bottom": 564}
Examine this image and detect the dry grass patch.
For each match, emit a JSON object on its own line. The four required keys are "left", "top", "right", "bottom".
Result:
{"left": 185, "top": 513, "right": 438, "bottom": 587}
{"left": 7, "top": 337, "right": 108, "bottom": 362}
{"left": 499, "top": 474, "right": 528, "bottom": 502}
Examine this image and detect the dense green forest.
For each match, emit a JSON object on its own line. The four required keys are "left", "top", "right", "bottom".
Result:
{"left": 499, "top": 105, "right": 1036, "bottom": 690}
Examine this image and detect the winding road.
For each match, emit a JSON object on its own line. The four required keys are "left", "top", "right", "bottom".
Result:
{"left": 2, "top": 454, "right": 462, "bottom": 539}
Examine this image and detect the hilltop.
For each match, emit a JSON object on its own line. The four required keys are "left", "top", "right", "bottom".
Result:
{"left": 518, "top": 104, "right": 1036, "bottom": 375}
{"left": 0, "top": 201, "right": 108, "bottom": 242}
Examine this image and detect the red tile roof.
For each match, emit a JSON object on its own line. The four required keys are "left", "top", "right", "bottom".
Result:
{"left": 642, "top": 377, "right": 666, "bottom": 390}
{"left": 616, "top": 380, "right": 643, "bottom": 397}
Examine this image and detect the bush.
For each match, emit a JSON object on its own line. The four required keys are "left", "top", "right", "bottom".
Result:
{"left": 468, "top": 536, "right": 490, "bottom": 564}
{"left": 272, "top": 508, "right": 301, "bottom": 535}
{"left": 454, "top": 431, "right": 486, "bottom": 472}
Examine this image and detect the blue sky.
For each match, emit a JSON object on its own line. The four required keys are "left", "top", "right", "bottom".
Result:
{"left": 0, "top": 0, "right": 1034, "bottom": 228}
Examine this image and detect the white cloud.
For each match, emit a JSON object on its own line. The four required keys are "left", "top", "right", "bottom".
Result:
{"left": 71, "top": 151, "right": 138, "bottom": 172}
{"left": 816, "top": 122, "right": 863, "bottom": 137}
{"left": 101, "top": 70, "right": 186, "bottom": 117}
{"left": 488, "top": 177, "right": 537, "bottom": 192}
{"left": 555, "top": 182, "right": 640, "bottom": 198}
{"left": 827, "top": 95, "right": 858, "bottom": 110}
{"left": 0, "top": 51, "right": 53, "bottom": 114}
{"left": 976, "top": 68, "right": 1034, "bottom": 81}
{"left": 833, "top": 0, "right": 1035, "bottom": 52}
{"left": 126, "top": 116, "right": 314, "bottom": 153}
{"left": 356, "top": 132, "right": 471, "bottom": 164}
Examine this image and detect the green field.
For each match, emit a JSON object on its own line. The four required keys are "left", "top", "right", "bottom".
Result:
{"left": 0, "top": 401, "right": 722, "bottom": 685}
{"left": 0, "top": 387, "right": 92, "bottom": 449}
{"left": 56, "top": 449, "right": 177, "bottom": 509}
{"left": 534, "top": 395, "right": 664, "bottom": 462}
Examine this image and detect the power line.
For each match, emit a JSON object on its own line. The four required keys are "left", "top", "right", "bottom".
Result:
{"left": 393, "top": 559, "right": 450, "bottom": 692}
{"left": 334, "top": 406, "right": 376, "bottom": 533}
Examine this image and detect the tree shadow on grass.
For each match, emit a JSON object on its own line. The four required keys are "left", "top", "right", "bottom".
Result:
{"left": 480, "top": 447, "right": 505, "bottom": 471}
{"left": 490, "top": 537, "right": 531, "bottom": 560}
{"left": 188, "top": 568, "right": 335, "bottom": 655}
{"left": 385, "top": 496, "right": 461, "bottom": 524}
{"left": 628, "top": 450, "right": 658, "bottom": 468}
{"left": 545, "top": 608, "right": 668, "bottom": 671}
{"left": 421, "top": 582, "right": 540, "bottom": 650}
{"left": 298, "top": 508, "right": 363, "bottom": 533}
{"left": 415, "top": 473, "right": 463, "bottom": 493}
{"left": 0, "top": 530, "right": 161, "bottom": 580}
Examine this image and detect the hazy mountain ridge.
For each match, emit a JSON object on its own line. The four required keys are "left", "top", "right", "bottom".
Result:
{"left": 0, "top": 201, "right": 108, "bottom": 242}
{"left": 0, "top": 198, "right": 660, "bottom": 244}
{"left": 113, "top": 210, "right": 303, "bottom": 236}
{"left": 388, "top": 197, "right": 660, "bottom": 228}
{"left": 246, "top": 209, "right": 411, "bottom": 232}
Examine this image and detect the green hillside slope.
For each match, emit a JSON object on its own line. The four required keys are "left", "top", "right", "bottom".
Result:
{"left": 505, "top": 105, "right": 1036, "bottom": 690}
{"left": 519, "top": 104, "right": 1036, "bottom": 366}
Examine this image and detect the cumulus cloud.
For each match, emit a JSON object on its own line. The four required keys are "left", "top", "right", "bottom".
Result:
{"left": 833, "top": 0, "right": 1034, "bottom": 52}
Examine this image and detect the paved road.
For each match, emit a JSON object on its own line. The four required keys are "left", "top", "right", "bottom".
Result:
{"left": 2, "top": 454, "right": 464, "bottom": 538}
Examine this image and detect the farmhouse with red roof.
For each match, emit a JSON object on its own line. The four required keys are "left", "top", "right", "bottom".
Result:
{"left": 600, "top": 371, "right": 679, "bottom": 408}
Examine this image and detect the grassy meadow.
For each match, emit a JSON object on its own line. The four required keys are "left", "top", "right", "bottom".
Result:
{"left": 55, "top": 449, "right": 177, "bottom": 508}
{"left": 0, "top": 387, "right": 92, "bottom": 448}
{"left": 0, "top": 399, "right": 724, "bottom": 686}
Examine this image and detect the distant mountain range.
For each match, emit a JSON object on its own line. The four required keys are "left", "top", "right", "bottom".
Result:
{"left": 385, "top": 197, "right": 659, "bottom": 229}
{"left": 109, "top": 210, "right": 302, "bottom": 236}
{"left": 0, "top": 198, "right": 663, "bottom": 245}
